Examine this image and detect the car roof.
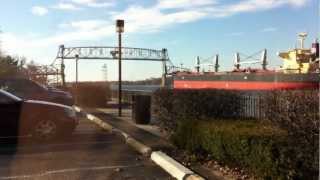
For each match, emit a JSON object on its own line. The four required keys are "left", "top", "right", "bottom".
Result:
{"left": 0, "top": 77, "right": 28, "bottom": 81}
{"left": 0, "top": 89, "right": 22, "bottom": 101}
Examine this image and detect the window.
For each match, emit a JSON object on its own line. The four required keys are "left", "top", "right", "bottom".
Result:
{"left": 0, "top": 93, "right": 16, "bottom": 104}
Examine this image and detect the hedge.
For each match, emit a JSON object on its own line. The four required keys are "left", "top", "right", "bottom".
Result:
{"left": 69, "top": 82, "right": 111, "bottom": 107}
{"left": 172, "top": 120, "right": 318, "bottom": 179}
{"left": 152, "top": 89, "right": 244, "bottom": 131}
{"left": 263, "top": 90, "right": 319, "bottom": 144}
{"left": 152, "top": 89, "right": 319, "bottom": 138}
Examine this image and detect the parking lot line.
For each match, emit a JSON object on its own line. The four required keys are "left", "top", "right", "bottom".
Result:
{"left": 0, "top": 164, "right": 143, "bottom": 179}
{"left": 73, "top": 131, "right": 110, "bottom": 135}
{"left": 0, "top": 141, "right": 116, "bottom": 152}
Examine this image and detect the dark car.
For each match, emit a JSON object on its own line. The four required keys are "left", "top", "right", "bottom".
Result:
{"left": 0, "top": 78, "right": 74, "bottom": 106}
{"left": 0, "top": 89, "right": 78, "bottom": 141}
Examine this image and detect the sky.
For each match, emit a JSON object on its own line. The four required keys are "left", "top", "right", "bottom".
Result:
{"left": 0, "top": 0, "right": 318, "bottom": 82}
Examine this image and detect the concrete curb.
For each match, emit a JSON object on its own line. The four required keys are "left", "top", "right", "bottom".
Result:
{"left": 74, "top": 106, "right": 151, "bottom": 156}
{"left": 74, "top": 106, "right": 205, "bottom": 180}
{"left": 151, "top": 151, "right": 206, "bottom": 180}
{"left": 126, "top": 137, "right": 152, "bottom": 156}
{"left": 86, "top": 114, "right": 114, "bottom": 132}
{"left": 75, "top": 106, "right": 114, "bottom": 132}
{"left": 185, "top": 174, "right": 207, "bottom": 180}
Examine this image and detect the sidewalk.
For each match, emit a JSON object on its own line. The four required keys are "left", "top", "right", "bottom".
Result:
{"left": 97, "top": 108, "right": 169, "bottom": 139}
{"left": 86, "top": 108, "right": 174, "bottom": 152}
{"left": 85, "top": 107, "right": 228, "bottom": 180}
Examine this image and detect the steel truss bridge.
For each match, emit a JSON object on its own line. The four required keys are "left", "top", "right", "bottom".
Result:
{"left": 53, "top": 45, "right": 177, "bottom": 86}
{"left": 56, "top": 46, "right": 169, "bottom": 61}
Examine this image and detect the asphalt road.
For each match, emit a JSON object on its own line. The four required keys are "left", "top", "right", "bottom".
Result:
{"left": 0, "top": 119, "right": 171, "bottom": 180}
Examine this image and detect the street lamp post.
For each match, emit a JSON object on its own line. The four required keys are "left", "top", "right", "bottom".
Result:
{"left": 116, "top": 19, "right": 124, "bottom": 117}
{"left": 75, "top": 54, "right": 79, "bottom": 104}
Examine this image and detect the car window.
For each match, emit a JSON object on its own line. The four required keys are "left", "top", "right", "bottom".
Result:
{"left": 0, "top": 80, "right": 10, "bottom": 91}
{"left": 0, "top": 93, "right": 16, "bottom": 104}
{"left": 23, "top": 80, "right": 43, "bottom": 92}
{"left": 33, "top": 81, "right": 48, "bottom": 90}
{"left": 4, "top": 80, "right": 43, "bottom": 93}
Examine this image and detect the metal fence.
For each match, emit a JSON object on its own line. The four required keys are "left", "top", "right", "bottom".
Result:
{"left": 237, "top": 92, "right": 319, "bottom": 120}
{"left": 239, "top": 95, "right": 265, "bottom": 119}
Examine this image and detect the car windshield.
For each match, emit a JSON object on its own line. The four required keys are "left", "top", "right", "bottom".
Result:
{"left": 0, "top": 1, "right": 318, "bottom": 180}
{"left": 0, "top": 90, "right": 22, "bottom": 102}
{"left": 33, "top": 81, "right": 48, "bottom": 91}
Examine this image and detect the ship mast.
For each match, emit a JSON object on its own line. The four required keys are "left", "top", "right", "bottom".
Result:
{"left": 261, "top": 49, "right": 267, "bottom": 70}
{"left": 195, "top": 56, "right": 200, "bottom": 73}
{"left": 234, "top": 52, "right": 240, "bottom": 70}
{"left": 214, "top": 54, "right": 219, "bottom": 72}
{"left": 298, "top": 32, "right": 307, "bottom": 49}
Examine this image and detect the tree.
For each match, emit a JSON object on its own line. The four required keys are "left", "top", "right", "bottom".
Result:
{"left": 0, "top": 55, "right": 24, "bottom": 78}
{"left": 0, "top": 54, "right": 52, "bottom": 85}
{"left": 25, "top": 61, "right": 49, "bottom": 84}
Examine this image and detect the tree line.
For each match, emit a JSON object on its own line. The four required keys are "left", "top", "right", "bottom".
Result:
{"left": 0, "top": 54, "right": 50, "bottom": 84}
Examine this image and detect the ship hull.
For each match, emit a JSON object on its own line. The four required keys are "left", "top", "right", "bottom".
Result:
{"left": 173, "top": 73, "right": 319, "bottom": 90}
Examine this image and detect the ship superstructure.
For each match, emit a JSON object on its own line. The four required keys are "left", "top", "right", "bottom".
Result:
{"left": 278, "top": 33, "right": 319, "bottom": 74}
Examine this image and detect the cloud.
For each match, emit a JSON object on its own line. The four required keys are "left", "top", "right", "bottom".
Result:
{"left": 31, "top": 6, "right": 49, "bottom": 16}
{"left": 70, "top": 0, "right": 115, "bottom": 8}
{"left": 226, "top": 32, "right": 245, "bottom": 37}
{"left": 215, "top": 0, "right": 309, "bottom": 17}
{"left": 261, "top": 27, "right": 277, "bottom": 32}
{"left": 59, "top": 20, "right": 110, "bottom": 31}
{"left": 1, "top": 32, "right": 53, "bottom": 63}
{"left": 1, "top": 25, "right": 114, "bottom": 62}
{"left": 157, "top": 0, "right": 216, "bottom": 9}
{"left": 51, "top": 1, "right": 115, "bottom": 12}
{"left": 287, "top": 0, "right": 309, "bottom": 7}
{"left": 26, "top": 0, "right": 311, "bottom": 42}
{"left": 53, "top": 3, "right": 81, "bottom": 10}
{"left": 43, "top": 26, "right": 114, "bottom": 44}
{"left": 87, "top": 2, "right": 114, "bottom": 7}
{"left": 13, "top": 0, "right": 311, "bottom": 60}
{"left": 112, "top": 6, "right": 207, "bottom": 33}
{"left": 71, "top": 0, "right": 97, "bottom": 4}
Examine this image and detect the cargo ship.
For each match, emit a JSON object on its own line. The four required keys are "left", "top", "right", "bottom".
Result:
{"left": 173, "top": 33, "right": 319, "bottom": 90}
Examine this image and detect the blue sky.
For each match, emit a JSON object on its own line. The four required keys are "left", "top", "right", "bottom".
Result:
{"left": 0, "top": 0, "right": 318, "bottom": 82}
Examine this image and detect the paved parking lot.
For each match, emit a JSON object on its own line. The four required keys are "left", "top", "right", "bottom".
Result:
{"left": 0, "top": 119, "right": 171, "bottom": 180}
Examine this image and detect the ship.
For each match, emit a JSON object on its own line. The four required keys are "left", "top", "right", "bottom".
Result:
{"left": 173, "top": 33, "right": 319, "bottom": 90}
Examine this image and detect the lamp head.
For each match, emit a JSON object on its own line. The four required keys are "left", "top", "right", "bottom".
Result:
{"left": 116, "top": 19, "right": 124, "bottom": 33}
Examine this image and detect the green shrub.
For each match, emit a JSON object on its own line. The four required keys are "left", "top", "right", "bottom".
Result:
{"left": 172, "top": 120, "right": 318, "bottom": 179}
{"left": 263, "top": 90, "right": 319, "bottom": 175}
{"left": 69, "top": 82, "right": 111, "bottom": 107}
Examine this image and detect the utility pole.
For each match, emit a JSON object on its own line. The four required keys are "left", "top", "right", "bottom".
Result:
{"left": 0, "top": 29, "right": 3, "bottom": 56}
{"left": 116, "top": 19, "right": 124, "bottom": 117}
{"left": 60, "top": 45, "right": 66, "bottom": 86}
{"left": 75, "top": 54, "right": 79, "bottom": 85}
{"left": 102, "top": 64, "right": 108, "bottom": 81}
